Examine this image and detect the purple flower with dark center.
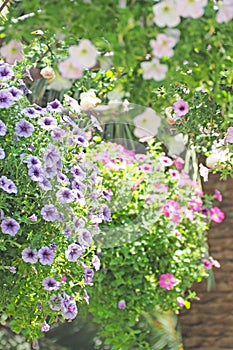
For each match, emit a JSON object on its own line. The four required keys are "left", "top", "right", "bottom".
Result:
{"left": 0, "top": 119, "right": 7, "bottom": 135}
{"left": 99, "top": 204, "right": 112, "bottom": 222}
{"left": 38, "top": 116, "right": 57, "bottom": 130}
{"left": 46, "top": 99, "right": 63, "bottom": 113}
{"left": 84, "top": 267, "right": 94, "bottom": 284}
{"left": 51, "top": 127, "right": 65, "bottom": 141}
{"left": 22, "top": 107, "right": 39, "bottom": 118}
{"left": 0, "top": 148, "right": 5, "bottom": 159}
{"left": 42, "top": 276, "right": 60, "bottom": 291}
{"left": 43, "top": 143, "right": 61, "bottom": 167}
{"left": 73, "top": 189, "right": 86, "bottom": 205}
{"left": 0, "top": 176, "right": 17, "bottom": 193}
{"left": 57, "top": 172, "right": 70, "bottom": 185}
{"left": 118, "top": 300, "right": 126, "bottom": 309}
{"left": 76, "top": 135, "right": 88, "bottom": 147}
{"left": 64, "top": 226, "right": 72, "bottom": 237}
{"left": 41, "top": 204, "right": 59, "bottom": 221}
{"left": 33, "top": 104, "right": 44, "bottom": 114}
{"left": 71, "top": 179, "right": 86, "bottom": 192}
{"left": 1, "top": 217, "right": 20, "bottom": 236}
{"left": 29, "top": 214, "right": 37, "bottom": 222}
{"left": 41, "top": 322, "right": 50, "bottom": 332}
{"left": 25, "top": 155, "right": 41, "bottom": 168}
{"left": 78, "top": 229, "right": 92, "bottom": 247}
{"left": 9, "top": 266, "right": 17, "bottom": 273}
{"left": 49, "top": 243, "right": 57, "bottom": 251}
{"left": 70, "top": 165, "right": 85, "bottom": 179}
{"left": 38, "top": 302, "right": 43, "bottom": 311}
{"left": 15, "top": 119, "right": 34, "bottom": 137}
{"left": 44, "top": 165, "right": 58, "bottom": 179}
{"left": 38, "top": 177, "right": 52, "bottom": 191}
{"left": 22, "top": 247, "right": 38, "bottom": 263}
{"left": 7, "top": 86, "right": 23, "bottom": 100}
{"left": 38, "top": 246, "right": 55, "bottom": 265}
{"left": 28, "top": 165, "right": 44, "bottom": 182}
{"left": 173, "top": 99, "right": 189, "bottom": 117}
{"left": 0, "top": 89, "right": 14, "bottom": 108}
{"left": 0, "top": 64, "right": 14, "bottom": 81}
{"left": 60, "top": 293, "right": 78, "bottom": 320}
{"left": 65, "top": 243, "right": 85, "bottom": 262}
{"left": 18, "top": 79, "right": 31, "bottom": 95}
{"left": 102, "top": 189, "right": 113, "bottom": 201}
{"left": 56, "top": 188, "right": 75, "bottom": 204}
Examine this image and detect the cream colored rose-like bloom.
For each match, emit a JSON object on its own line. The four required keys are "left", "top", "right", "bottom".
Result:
{"left": 80, "top": 90, "right": 101, "bottom": 110}
{"left": 40, "top": 67, "right": 56, "bottom": 81}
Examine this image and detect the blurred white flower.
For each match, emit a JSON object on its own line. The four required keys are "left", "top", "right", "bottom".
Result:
{"left": 69, "top": 39, "right": 98, "bottom": 69}
{"left": 0, "top": 40, "right": 24, "bottom": 64}
{"left": 141, "top": 59, "right": 168, "bottom": 81}
{"left": 133, "top": 108, "right": 161, "bottom": 138}
{"left": 167, "top": 133, "right": 186, "bottom": 156}
{"left": 80, "top": 90, "right": 101, "bottom": 110}
{"left": 153, "top": 0, "right": 181, "bottom": 27}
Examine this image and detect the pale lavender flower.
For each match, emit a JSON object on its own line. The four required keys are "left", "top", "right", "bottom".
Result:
{"left": 38, "top": 116, "right": 57, "bottom": 130}
{"left": 65, "top": 243, "right": 85, "bottom": 262}
{"left": 18, "top": 79, "right": 31, "bottom": 95}
{"left": 46, "top": 99, "right": 63, "bottom": 113}
{"left": 0, "top": 176, "right": 17, "bottom": 194}
{"left": 226, "top": 126, "right": 233, "bottom": 143}
{"left": 83, "top": 289, "right": 90, "bottom": 304}
{"left": 49, "top": 243, "right": 57, "bottom": 251}
{"left": 38, "top": 246, "right": 55, "bottom": 265}
{"left": 84, "top": 267, "right": 94, "bottom": 284}
{"left": 33, "top": 104, "right": 44, "bottom": 115}
{"left": 41, "top": 204, "right": 59, "bottom": 221}
{"left": 69, "top": 39, "right": 98, "bottom": 69}
{"left": 0, "top": 120, "right": 7, "bottom": 135}
{"left": 141, "top": 59, "right": 168, "bottom": 81}
{"left": 64, "top": 226, "right": 72, "bottom": 237}
{"left": 0, "top": 148, "right": 5, "bottom": 159}
{"left": 38, "top": 177, "right": 52, "bottom": 191}
{"left": 73, "top": 217, "right": 85, "bottom": 231}
{"left": 28, "top": 165, "right": 44, "bottom": 182}
{"left": 78, "top": 229, "right": 92, "bottom": 247}
{"left": 32, "top": 340, "right": 39, "bottom": 349}
{"left": 70, "top": 165, "right": 85, "bottom": 179}
{"left": 1, "top": 218, "right": 20, "bottom": 236}
{"left": 29, "top": 214, "right": 37, "bottom": 222}
{"left": 56, "top": 188, "right": 75, "bottom": 204}
{"left": 92, "top": 255, "right": 100, "bottom": 271}
{"left": 118, "top": 300, "right": 126, "bottom": 309}
{"left": 73, "top": 189, "right": 86, "bottom": 205}
{"left": 43, "top": 143, "right": 61, "bottom": 167}
{"left": 0, "top": 64, "right": 14, "bottom": 81}
{"left": 99, "top": 205, "right": 112, "bottom": 222}
{"left": 22, "top": 106, "right": 39, "bottom": 118}
{"left": 57, "top": 172, "right": 70, "bottom": 185}
{"left": 38, "top": 302, "right": 42, "bottom": 311}
{"left": 41, "top": 322, "right": 50, "bottom": 332}
{"left": 60, "top": 293, "right": 78, "bottom": 320}
{"left": 9, "top": 266, "right": 16, "bottom": 274}
{"left": 22, "top": 247, "right": 38, "bottom": 263}
{"left": 51, "top": 127, "right": 65, "bottom": 141}
{"left": 75, "top": 135, "right": 88, "bottom": 147}
{"left": 43, "top": 165, "right": 58, "bottom": 179}
{"left": 0, "top": 89, "right": 14, "bottom": 108}
{"left": 71, "top": 179, "right": 86, "bottom": 192}
{"left": 7, "top": 86, "right": 23, "bottom": 100}
{"left": 25, "top": 155, "right": 41, "bottom": 168}
{"left": 15, "top": 119, "right": 34, "bottom": 137}
{"left": 42, "top": 276, "right": 60, "bottom": 291}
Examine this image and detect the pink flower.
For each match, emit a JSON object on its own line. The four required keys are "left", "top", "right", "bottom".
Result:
{"left": 216, "top": 0, "right": 233, "bottom": 23}
{"left": 141, "top": 59, "right": 168, "bottom": 81}
{"left": 132, "top": 176, "right": 144, "bottom": 190}
{"left": 173, "top": 156, "right": 184, "bottom": 170}
{"left": 160, "top": 155, "right": 173, "bottom": 166}
{"left": 0, "top": 40, "right": 24, "bottom": 64}
{"left": 214, "top": 189, "right": 222, "bottom": 202}
{"left": 226, "top": 126, "right": 233, "bottom": 143}
{"left": 159, "top": 273, "right": 177, "bottom": 290}
{"left": 58, "top": 57, "right": 83, "bottom": 79}
{"left": 139, "top": 163, "right": 153, "bottom": 173}
{"left": 209, "top": 207, "right": 225, "bottom": 223}
{"left": 69, "top": 39, "right": 98, "bottom": 69}
{"left": 150, "top": 33, "right": 177, "bottom": 58}
{"left": 173, "top": 99, "right": 189, "bottom": 117}
{"left": 153, "top": 0, "right": 181, "bottom": 27}
{"left": 161, "top": 199, "right": 181, "bottom": 224}
{"left": 202, "top": 258, "right": 212, "bottom": 269}
{"left": 169, "top": 169, "right": 180, "bottom": 180}
{"left": 177, "top": 296, "right": 185, "bottom": 307}
{"left": 118, "top": 300, "right": 126, "bottom": 309}
{"left": 189, "top": 198, "right": 203, "bottom": 212}
{"left": 177, "top": 0, "right": 208, "bottom": 19}
{"left": 209, "top": 256, "right": 221, "bottom": 268}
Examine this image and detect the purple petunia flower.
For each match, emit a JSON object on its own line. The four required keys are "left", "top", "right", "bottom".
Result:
{"left": 118, "top": 300, "right": 126, "bottom": 309}
{"left": 9, "top": 266, "right": 17, "bottom": 274}
{"left": 0, "top": 119, "right": 7, "bottom": 136}
{"left": 46, "top": 99, "right": 63, "bottom": 113}
{"left": 0, "top": 89, "right": 14, "bottom": 108}
{"left": 0, "top": 64, "right": 14, "bottom": 81}
{"left": 41, "top": 204, "right": 59, "bottom": 221}
{"left": 65, "top": 243, "right": 85, "bottom": 262}
{"left": 57, "top": 172, "right": 70, "bottom": 185}
{"left": 42, "top": 276, "right": 60, "bottom": 291}
{"left": 0, "top": 148, "right": 5, "bottom": 159}
{"left": 173, "top": 99, "right": 189, "bottom": 117}
{"left": 38, "top": 116, "right": 57, "bottom": 130}
{"left": 84, "top": 267, "right": 94, "bottom": 284}
{"left": 22, "top": 106, "right": 39, "bottom": 118}
{"left": 25, "top": 155, "right": 41, "bottom": 168}
{"left": 43, "top": 164, "right": 58, "bottom": 179}
{"left": 71, "top": 179, "right": 86, "bottom": 192}
{"left": 22, "top": 247, "right": 38, "bottom": 263}
{"left": 78, "top": 229, "right": 92, "bottom": 247}
{"left": 7, "top": 86, "right": 23, "bottom": 101}
{"left": 15, "top": 119, "right": 34, "bottom": 137}
{"left": 38, "top": 177, "right": 52, "bottom": 191}
{"left": 29, "top": 214, "right": 37, "bottom": 222}
{"left": 0, "top": 176, "right": 17, "bottom": 194}
{"left": 99, "top": 204, "right": 112, "bottom": 222}
{"left": 56, "top": 187, "right": 75, "bottom": 204}
{"left": 49, "top": 243, "right": 57, "bottom": 251}
{"left": 43, "top": 143, "right": 61, "bottom": 167}
{"left": 51, "top": 127, "right": 65, "bottom": 141}
{"left": 18, "top": 79, "right": 31, "bottom": 95}
{"left": 41, "top": 322, "right": 50, "bottom": 332}
{"left": 28, "top": 165, "right": 44, "bottom": 182}
{"left": 64, "top": 226, "right": 72, "bottom": 237}
{"left": 1, "top": 217, "right": 20, "bottom": 236}
{"left": 75, "top": 135, "right": 88, "bottom": 147}
{"left": 73, "top": 189, "right": 86, "bottom": 205}
{"left": 38, "top": 246, "right": 55, "bottom": 265}
{"left": 73, "top": 217, "right": 85, "bottom": 232}
{"left": 60, "top": 293, "right": 78, "bottom": 320}
{"left": 70, "top": 165, "right": 85, "bottom": 179}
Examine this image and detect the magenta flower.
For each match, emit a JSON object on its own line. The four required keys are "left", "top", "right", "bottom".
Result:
{"left": 42, "top": 277, "right": 60, "bottom": 291}
{"left": 15, "top": 119, "right": 34, "bottom": 138}
{"left": 159, "top": 273, "right": 177, "bottom": 290}
{"left": 209, "top": 207, "right": 225, "bottom": 223}
{"left": 189, "top": 198, "right": 203, "bottom": 212}
{"left": 226, "top": 126, "right": 233, "bottom": 143}
{"left": 214, "top": 189, "right": 222, "bottom": 202}
{"left": 1, "top": 218, "right": 20, "bottom": 236}
{"left": 22, "top": 247, "right": 38, "bottom": 264}
{"left": 160, "top": 155, "right": 173, "bottom": 166}
{"left": 202, "top": 258, "right": 212, "bottom": 270}
{"left": 38, "top": 246, "right": 55, "bottom": 265}
{"left": 118, "top": 300, "right": 127, "bottom": 309}
{"left": 173, "top": 99, "right": 189, "bottom": 117}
